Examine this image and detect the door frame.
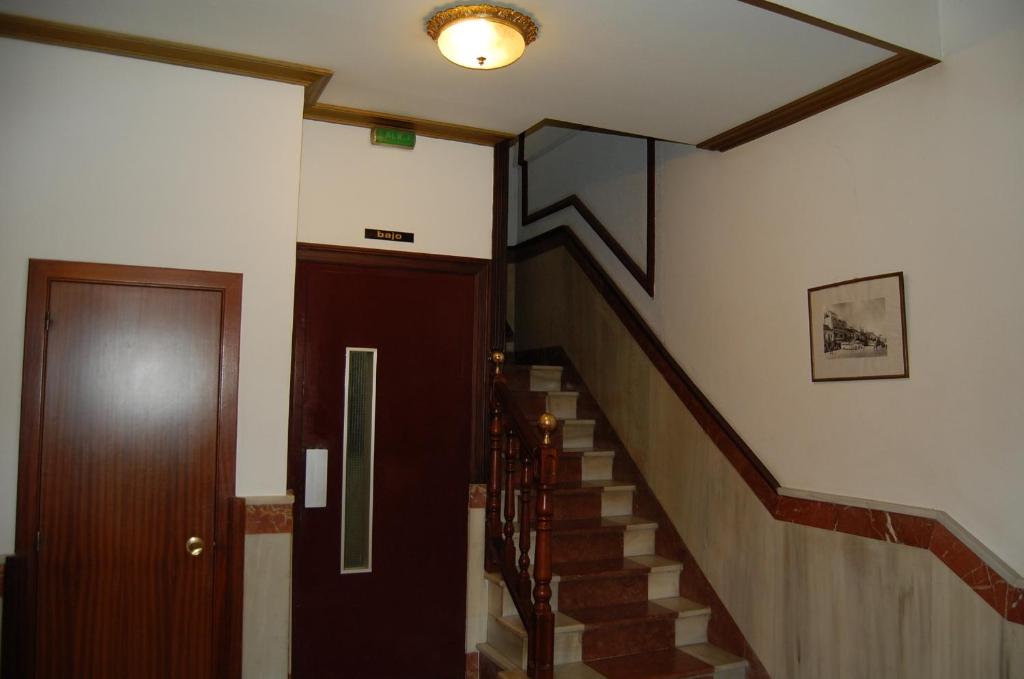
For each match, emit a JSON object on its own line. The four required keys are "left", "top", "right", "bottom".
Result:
{"left": 290, "top": 243, "right": 491, "bottom": 486}
{"left": 11, "top": 259, "right": 245, "bottom": 679}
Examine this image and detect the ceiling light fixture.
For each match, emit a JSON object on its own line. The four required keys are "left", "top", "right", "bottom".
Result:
{"left": 426, "top": 4, "right": 538, "bottom": 70}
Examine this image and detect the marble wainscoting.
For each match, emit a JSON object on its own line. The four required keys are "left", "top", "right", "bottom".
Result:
{"left": 512, "top": 246, "right": 1024, "bottom": 679}
{"left": 243, "top": 495, "right": 294, "bottom": 679}
{"left": 466, "top": 483, "right": 488, "bottom": 679}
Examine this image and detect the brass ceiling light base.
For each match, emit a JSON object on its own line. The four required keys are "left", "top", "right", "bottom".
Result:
{"left": 426, "top": 4, "right": 538, "bottom": 70}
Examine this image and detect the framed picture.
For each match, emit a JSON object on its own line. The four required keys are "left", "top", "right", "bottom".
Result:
{"left": 807, "top": 272, "right": 909, "bottom": 382}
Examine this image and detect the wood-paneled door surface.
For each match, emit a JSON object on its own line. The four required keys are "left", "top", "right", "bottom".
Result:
{"left": 289, "top": 246, "right": 487, "bottom": 678}
{"left": 15, "top": 260, "right": 242, "bottom": 679}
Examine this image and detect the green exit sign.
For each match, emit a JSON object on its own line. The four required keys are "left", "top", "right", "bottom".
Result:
{"left": 371, "top": 127, "right": 416, "bottom": 149}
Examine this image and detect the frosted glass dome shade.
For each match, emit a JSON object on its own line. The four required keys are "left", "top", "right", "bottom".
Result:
{"left": 436, "top": 16, "right": 527, "bottom": 70}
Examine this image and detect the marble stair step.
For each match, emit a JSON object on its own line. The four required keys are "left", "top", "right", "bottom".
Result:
{"left": 530, "top": 364, "right": 564, "bottom": 392}
{"left": 506, "top": 479, "right": 633, "bottom": 521}
{"left": 511, "top": 516, "right": 658, "bottom": 565}
{"left": 581, "top": 450, "right": 615, "bottom": 481}
{"left": 487, "top": 610, "right": 585, "bottom": 669}
{"left": 561, "top": 419, "right": 596, "bottom": 451}
{"left": 490, "top": 643, "right": 747, "bottom": 679}
{"left": 676, "top": 643, "right": 749, "bottom": 679}
{"left": 507, "top": 480, "right": 632, "bottom": 521}
{"left": 584, "top": 644, "right": 744, "bottom": 679}
{"left": 547, "top": 391, "right": 580, "bottom": 420}
{"left": 651, "top": 596, "right": 713, "bottom": 646}
{"left": 481, "top": 644, "right": 606, "bottom": 679}
{"left": 487, "top": 554, "right": 684, "bottom": 616}
{"left": 566, "top": 601, "right": 681, "bottom": 661}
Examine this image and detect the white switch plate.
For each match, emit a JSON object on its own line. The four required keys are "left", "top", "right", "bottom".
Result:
{"left": 305, "top": 448, "right": 328, "bottom": 508}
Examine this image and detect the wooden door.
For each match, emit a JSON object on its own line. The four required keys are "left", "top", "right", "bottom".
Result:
{"left": 14, "top": 260, "right": 242, "bottom": 679}
{"left": 289, "top": 247, "right": 487, "bottom": 678}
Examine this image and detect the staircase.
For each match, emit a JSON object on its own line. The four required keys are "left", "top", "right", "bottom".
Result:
{"left": 478, "top": 362, "right": 748, "bottom": 679}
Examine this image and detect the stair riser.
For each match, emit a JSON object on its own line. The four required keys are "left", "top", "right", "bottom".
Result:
{"left": 556, "top": 532, "right": 623, "bottom": 564}
{"left": 557, "top": 456, "right": 582, "bottom": 484}
{"left": 545, "top": 392, "right": 578, "bottom": 420}
{"left": 581, "top": 617, "right": 677, "bottom": 661}
{"left": 648, "top": 569, "right": 682, "bottom": 600}
{"left": 488, "top": 566, "right": 680, "bottom": 617}
{"left": 529, "top": 366, "right": 563, "bottom": 392}
{"left": 513, "top": 527, "right": 653, "bottom": 567}
{"left": 676, "top": 614, "right": 710, "bottom": 646}
{"left": 562, "top": 420, "right": 595, "bottom": 451}
{"left": 489, "top": 577, "right": 562, "bottom": 616}
{"left": 715, "top": 666, "right": 748, "bottom": 679}
{"left": 623, "top": 528, "right": 655, "bottom": 557}
{"left": 558, "top": 573, "right": 648, "bottom": 610}
{"left": 511, "top": 530, "right": 628, "bottom": 568}
{"left": 553, "top": 492, "right": 602, "bottom": 520}
{"left": 581, "top": 455, "right": 613, "bottom": 481}
{"left": 485, "top": 617, "right": 583, "bottom": 669}
{"left": 601, "top": 490, "right": 634, "bottom": 517}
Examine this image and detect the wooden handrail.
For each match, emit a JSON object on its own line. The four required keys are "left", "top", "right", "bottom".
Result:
{"left": 485, "top": 351, "right": 559, "bottom": 679}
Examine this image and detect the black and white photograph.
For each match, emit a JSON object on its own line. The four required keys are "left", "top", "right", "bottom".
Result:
{"left": 808, "top": 273, "right": 908, "bottom": 381}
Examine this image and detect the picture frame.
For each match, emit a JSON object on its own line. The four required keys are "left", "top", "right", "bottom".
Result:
{"left": 807, "top": 272, "right": 909, "bottom": 382}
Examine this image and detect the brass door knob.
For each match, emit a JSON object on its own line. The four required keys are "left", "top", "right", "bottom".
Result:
{"left": 186, "top": 536, "right": 205, "bottom": 557}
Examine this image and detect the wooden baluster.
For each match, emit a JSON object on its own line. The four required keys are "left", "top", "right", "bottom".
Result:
{"left": 520, "top": 440, "right": 536, "bottom": 675}
{"left": 533, "top": 412, "right": 559, "bottom": 679}
{"left": 503, "top": 430, "right": 518, "bottom": 564}
{"left": 517, "top": 437, "right": 533, "bottom": 605}
{"left": 485, "top": 351, "right": 505, "bottom": 571}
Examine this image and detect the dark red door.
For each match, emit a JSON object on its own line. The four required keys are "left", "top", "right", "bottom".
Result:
{"left": 289, "top": 251, "right": 484, "bottom": 678}
{"left": 31, "top": 274, "right": 228, "bottom": 678}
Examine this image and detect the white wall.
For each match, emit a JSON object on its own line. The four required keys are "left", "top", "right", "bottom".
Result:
{"left": 0, "top": 39, "right": 305, "bottom": 554}
{"left": 297, "top": 121, "right": 493, "bottom": 259}
{"left": 513, "top": 2, "right": 1024, "bottom": 573}
{"left": 520, "top": 129, "right": 649, "bottom": 270}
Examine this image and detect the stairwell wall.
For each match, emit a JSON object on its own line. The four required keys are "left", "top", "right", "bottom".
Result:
{"left": 511, "top": 1, "right": 1024, "bottom": 578}
{"left": 512, "top": 246, "right": 1024, "bottom": 678}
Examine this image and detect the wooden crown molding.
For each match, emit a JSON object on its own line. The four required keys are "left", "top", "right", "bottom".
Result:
{"left": 0, "top": 12, "right": 333, "bottom": 107}
{"left": 304, "top": 103, "right": 513, "bottom": 147}
{"left": 697, "top": 51, "right": 937, "bottom": 151}
{"left": 0, "top": 5, "right": 941, "bottom": 151}
{"left": 0, "top": 12, "right": 514, "bottom": 147}
{"left": 699, "top": 0, "right": 940, "bottom": 151}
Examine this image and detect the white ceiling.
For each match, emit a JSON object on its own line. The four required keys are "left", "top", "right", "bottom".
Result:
{"left": 0, "top": 0, "right": 892, "bottom": 143}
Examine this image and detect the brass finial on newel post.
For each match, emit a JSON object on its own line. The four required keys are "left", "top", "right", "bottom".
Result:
{"left": 490, "top": 350, "right": 505, "bottom": 376}
{"left": 537, "top": 412, "right": 558, "bottom": 445}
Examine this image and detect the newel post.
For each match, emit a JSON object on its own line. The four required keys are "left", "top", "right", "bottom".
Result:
{"left": 485, "top": 351, "right": 505, "bottom": 571}
{"left": 533, "top": 412, "right": 559, "bottom": 679}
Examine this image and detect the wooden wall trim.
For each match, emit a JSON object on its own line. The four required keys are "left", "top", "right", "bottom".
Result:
{"left": 304, "top": 103, "right": 514, "bottom": 147}
{"left": 510, "top": 227, "right": 1024, "bottom": 625}
{"left": 1, "top": 555, "right": 28, "bottom": 679}
{"left": 219, "top": 497, "right": 246, "bottom": 679}
{"left": 491, "top": 140, "right": 511, "bottom": 350}
{"left": 517, "top": 132, "right": 656, "bottom": 296}
{"left": 0, "top": 12, "right": 332, "bottom": 107}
